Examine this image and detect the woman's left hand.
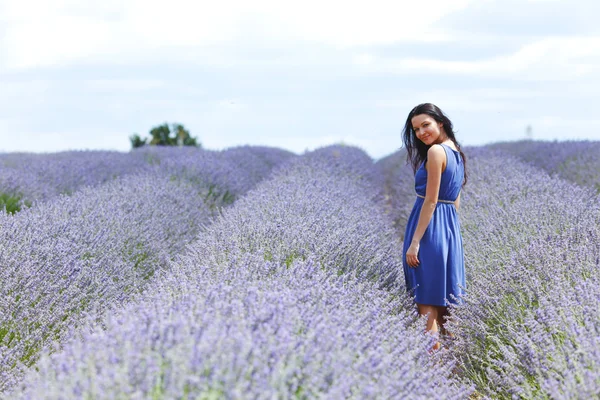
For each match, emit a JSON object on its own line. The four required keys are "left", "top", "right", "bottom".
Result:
{"left": 406, "top": 242, "right": 420, "bottom": 268}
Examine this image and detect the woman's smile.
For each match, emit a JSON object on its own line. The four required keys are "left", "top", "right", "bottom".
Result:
{"left": 411, "top": 114, "right": 445, "bottom": 145}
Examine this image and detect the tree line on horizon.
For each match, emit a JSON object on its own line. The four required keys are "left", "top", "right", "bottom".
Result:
{"left": 130, "top": 123, "right": 200, "bottom": 149}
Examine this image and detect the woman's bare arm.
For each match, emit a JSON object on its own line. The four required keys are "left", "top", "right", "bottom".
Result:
{"left": 455, "top": 192, "right": 461, "bottom": 211}
{"left": 411, "top": 145, "right": 445, "bottom": 245}
{"left": 405, "top": 145, "right": 446, "bottom": 267}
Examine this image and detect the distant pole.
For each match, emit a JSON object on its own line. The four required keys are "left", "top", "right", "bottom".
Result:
{"left": 525, "top": 125, "right": 533, "bottom": 139}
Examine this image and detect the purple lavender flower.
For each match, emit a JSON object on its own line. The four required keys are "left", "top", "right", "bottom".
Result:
{"left": 489, "top": 139, "right": 600, "bottom": 193}
{"left": 0, "top": 171, "right": 214, "bottom": 390}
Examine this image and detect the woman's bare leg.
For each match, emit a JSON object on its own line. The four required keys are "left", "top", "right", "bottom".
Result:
{"left": 417, "top": 303, "right": 441, "bottom": 351}
{"left": 436, "top": 306, "right": 448, "bottom": 336}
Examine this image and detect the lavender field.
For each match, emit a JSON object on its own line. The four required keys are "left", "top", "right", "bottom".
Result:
{"left": 1, "top": 141, "right": 599, "bottom": 399}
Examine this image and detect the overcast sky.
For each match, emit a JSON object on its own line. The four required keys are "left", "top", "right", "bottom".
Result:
{"left": 1, "top": 0, "right": 599, "bottom": 159}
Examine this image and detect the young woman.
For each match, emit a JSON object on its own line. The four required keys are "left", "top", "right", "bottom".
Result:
{"left": 401, "top": 103, "right": 467, "bottom": 351}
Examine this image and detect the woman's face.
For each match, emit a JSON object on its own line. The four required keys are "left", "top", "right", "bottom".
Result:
{"left": 411, "top": 114, "right": 445, "bottom": 146}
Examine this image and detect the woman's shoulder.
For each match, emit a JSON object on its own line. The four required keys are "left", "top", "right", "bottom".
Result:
{"left": 427, "top": 144, "right": 446, "bottom": 159}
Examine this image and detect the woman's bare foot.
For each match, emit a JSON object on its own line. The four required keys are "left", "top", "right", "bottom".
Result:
{"left": 428, "top": 340, "right": 442, "bottom": 354}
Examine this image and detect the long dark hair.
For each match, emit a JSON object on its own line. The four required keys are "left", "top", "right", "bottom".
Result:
{"left": 402, "top": 103, "right": 468, "bottom": 187}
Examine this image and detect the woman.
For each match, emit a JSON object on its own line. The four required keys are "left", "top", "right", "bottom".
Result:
{"left": 402, "top": 103, "right": 467, "bottom": 352}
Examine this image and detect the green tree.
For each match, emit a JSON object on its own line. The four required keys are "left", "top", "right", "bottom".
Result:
{"left": 129, "top": 133, "right": 147, "bottom": 148}
{"left": 149, "top": 123, "right": 174, "bottom": 146}
{"left": 172, "top": 123, "right": 198, "bottom": 147}
{"left": 130, "top": 123, "right": 200, "bottom": 149}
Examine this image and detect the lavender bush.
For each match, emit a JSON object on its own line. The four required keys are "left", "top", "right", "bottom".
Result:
{"left": 304, "top": 145, "right": 387, "bottom": 205}
{"left": 135, "top": 145, "right": 297, "bottom": 203}
{"left": 12, "top": 255, "right": 473, "bottom": 399}
{"left": 448, "top": 231, "right": 600, "bottom": 399}
{"left": 488, "top": 140, "right": 600, "bottom": 193}
{"left": 456, "top": 148, "right": 595, "bottom": 273}
{"left": 0, "top": 146, "right": 295, "bottom": 212}
{"left": 0, "top": 144, "right": 294, "bottom": 391}
{"left": 440, "top": 149, "right": 600, "bottom": 398}
{"left": 0, "top": 171, "right": 214, "bottom": 390}
{"left": 0, "top": 151, "right": 148, "bottom": 207}
{"left": 375, "top": 149, "right": 419, "bottom": 237}
{"left": 176, "top": 145, "right": 399, "bottom": 288}
{"left": 9, "top": 146, "right": 472, "bottom": 399}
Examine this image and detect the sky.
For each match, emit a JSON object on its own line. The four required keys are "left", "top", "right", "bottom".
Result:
{"left": 1, "top": 0, "right": 599, "bottom": 160}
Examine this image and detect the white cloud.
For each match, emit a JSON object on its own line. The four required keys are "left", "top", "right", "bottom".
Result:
{"left": 250, "top": 0, "right": 471, "bottom": 48}
{"left": 370, "top": 36, "right": 600, "bottom": 81}
{"left": 374, "top": 86, "right": 564, "bottom": 114}
{"left": 352, "top": 53, "right": 376, "bottom": 66}
{"left": 0, "top": 0, "right": 473, "bottom": 70}
{"left": 1, "top": 6, "right": 117, "bottom": 69}
{"left": 0, "top": 79, "right": 53, "bottom": 99}
{"left": 82, "top": 79, "right": 166, "bottom": 92}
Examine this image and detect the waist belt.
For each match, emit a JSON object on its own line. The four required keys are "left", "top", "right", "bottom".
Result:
{"left": 416, "top": 194, "right": 455, "bottom": 204}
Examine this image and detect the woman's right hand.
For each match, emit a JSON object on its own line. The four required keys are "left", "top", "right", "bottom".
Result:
{"left": 406, "top": 242, "right": 420, "bottom": 268}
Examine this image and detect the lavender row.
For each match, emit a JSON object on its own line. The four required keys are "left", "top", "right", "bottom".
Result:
{"left": 304, "top": 145, "right": 387, "bottom": 206}
{"left": 177, "top": 145, "right": 397, "bottom": 288}
{"left": 449, "top": 229, "right": 600, "bottom": 399}
{"left": 488, "top": 139, "right": 600, "bottom": 193}
{"left": 0, "top": 171, "right": 215, "bottom": 391}
{"left": 444, "top": 148, "right": 600, "bottom": 398}
{"left": 0, "top": 145, "right": 295, "bottom": 390}
{"left": 375, "top": 149, "right": 418, "bottom": 236}
{"left": 0, "top": 146, "right": 296, "bottom": 212}
{"left": 10, "top": 145, "right": 473, "bottom": 399}
{"left": 13, "top": 255, "right": 474, "bottom": 399}
{"left": 136, "top": 145, "right": 297, "bottom": 203}
{"left": 0, "top": 151, "right": 148, "bottom": 209}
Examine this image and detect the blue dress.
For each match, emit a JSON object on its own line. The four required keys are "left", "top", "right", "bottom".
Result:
{"left": 402, "top": 143, "right": 465, "bottom": 306}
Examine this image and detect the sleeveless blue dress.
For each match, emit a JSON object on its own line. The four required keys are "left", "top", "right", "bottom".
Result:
{"left": 402, "top": 143, "right": 465, "bottom": 306}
